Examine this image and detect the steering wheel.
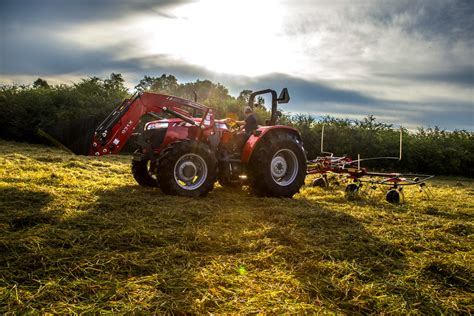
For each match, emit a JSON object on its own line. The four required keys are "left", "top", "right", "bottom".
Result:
{"left": 226, "top": 119, "right": 240, "bottom": 132}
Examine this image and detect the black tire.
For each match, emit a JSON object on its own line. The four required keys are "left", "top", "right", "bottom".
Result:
{"left": 386, "top": 189, "right": 400, "bottom": 204}
{"left": 157, "top": 141, "right": 216, "bottom": 197}
{"left": 345, "top": 183, "right": 359, "bottom": 200}
{"left": 131, "top": 159, "right": 159, "bottom": 187}
{"left": 248, "top": 132, "right": 306, "bottom": 197}
{"left": 312, "top": 177, "right": 327, "bottom": 188}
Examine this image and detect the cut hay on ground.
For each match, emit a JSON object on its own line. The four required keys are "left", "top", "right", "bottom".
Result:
{"left": 0, "top": 140, "right": 472, "bottom": 313}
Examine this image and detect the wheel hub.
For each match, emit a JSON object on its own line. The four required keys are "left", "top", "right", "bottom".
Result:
{"left": 179, "top": 162, "right": 197, "bottom": 181}
{"left": 270, "top": 149, "right": 299, "bottom": 186}
{"left": 174, "top": 153, "right": 208, "bottom": 190}
{"left": 271, "top": 156, "right": 287, "bottom": 177}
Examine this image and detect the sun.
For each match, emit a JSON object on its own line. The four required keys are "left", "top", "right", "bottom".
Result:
{"left": 136, "top": 0, "right": 291, "bottom": 76}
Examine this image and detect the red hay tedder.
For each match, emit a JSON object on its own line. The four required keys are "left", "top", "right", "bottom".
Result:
{"left": 307, "top": 125, "right": 434, "bottom": 203}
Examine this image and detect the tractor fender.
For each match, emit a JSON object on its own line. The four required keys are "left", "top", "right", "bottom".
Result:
{"left": 241, "top": 125, "right": 303, "bottom": 164}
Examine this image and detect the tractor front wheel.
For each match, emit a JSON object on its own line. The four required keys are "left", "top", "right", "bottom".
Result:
{"left": 131, "top": 159, "right": 159, "bottom": 187}
{"left": 248, "top": 133, "right": 306, "bottom": 197}
{"left": 158, "top": 141, "right": 216, "bottom": 197}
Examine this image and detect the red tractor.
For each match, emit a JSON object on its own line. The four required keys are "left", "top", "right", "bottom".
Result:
{"left": 90, "top": 88, "right": 306, "bottom": 197}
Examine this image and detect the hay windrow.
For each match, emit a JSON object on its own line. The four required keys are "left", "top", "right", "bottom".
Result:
{"left": 0, "top": 140, "right": 473, "bottom": 314}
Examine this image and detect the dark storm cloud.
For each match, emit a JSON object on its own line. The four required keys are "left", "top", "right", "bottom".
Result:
{"left": 229, "top": 74, "right": 378, "bottom": 105}
{"left": 411, "top": 106, "right": 473, "bottom": 129}
{"left": 0, "top": 0, "right": 190, "bottom": 25}
{"left": 115, "top": 55, "right": 217, "bottom": 82}
{"left": 283, "top": 0, "right": 474, "bottom": 43}
{"left": 227, "top": 73, "right": 473, "bottom": 130}
{"left": 1, "top": 33, "right": 111, "bottom": 75}
{"left": 0, "top": 0, "right": 193, "bottom": 76}
{"left": 0, "top": 0, "right": 472, "bottom": 130}
{"left": 376, "top": 67, "right": 474, "bottom": 87}
{"left": 371, "top": 0, "right": 474, "bottom": 43}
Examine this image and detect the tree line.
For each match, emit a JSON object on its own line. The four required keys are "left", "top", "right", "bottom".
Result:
{"left": 1, "top": 73, "right": 472, "bottom": 177}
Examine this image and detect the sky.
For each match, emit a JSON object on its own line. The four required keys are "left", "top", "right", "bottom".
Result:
{"left": 0, "top": 0, "right": 473, "bottom": 130}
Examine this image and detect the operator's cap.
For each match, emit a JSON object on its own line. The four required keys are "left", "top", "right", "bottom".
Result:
{"left": 244, "top": 106, "right": 253, "bottom": 113}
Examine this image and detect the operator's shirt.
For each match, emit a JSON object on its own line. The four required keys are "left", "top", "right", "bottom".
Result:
{"left": 244, "top": 113, "right": 258, "bottom": 134}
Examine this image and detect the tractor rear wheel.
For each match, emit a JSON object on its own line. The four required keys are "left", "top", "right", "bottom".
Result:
{"left": 131, "top": 159, "right": 159, "bottom": 187}
{"left": 248, "top": 133, "right": 306, "bottom": 197}
{"left": 158, "top": 141, "right": 216, "bottom": 197}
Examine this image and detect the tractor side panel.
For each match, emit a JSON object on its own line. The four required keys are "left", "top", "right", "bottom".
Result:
{"left": 162, "top": 126, "right": 190, "bottom": 148}
{"left": 160, "top": 125, "right": 205, "bottom": 149}
{"left": 240, "top": 126, "right": 302, "bottom": 164}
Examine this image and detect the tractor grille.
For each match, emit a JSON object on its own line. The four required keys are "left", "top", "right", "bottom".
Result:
{"left": 143, "top": 128, "right": 167, "bottom": 149}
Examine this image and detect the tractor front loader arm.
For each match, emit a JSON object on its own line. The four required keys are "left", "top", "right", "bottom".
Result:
{"left": 90, "top": 92, "right": 212, "bottom": 156}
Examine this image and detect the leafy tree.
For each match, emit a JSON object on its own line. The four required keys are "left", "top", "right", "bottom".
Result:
{"left": 237, "top": 90, "right": 253, "bottom": 103}
{"left": 149, "top": 74, "right": 179, "bottom": 94}
{"left": 1, "top": 74, "right": 472, "bottom": 176}
{"left": 134, "top": 75, "right": 156, "bottom": 91}
{"left": 33, "top": 78, "right": 50, "bottom": 89}
{"left": 104, "top": 73, "right": 126, "bottom": 92}
{"left": 0, "top": 73, "right": 129, "bottom": 143}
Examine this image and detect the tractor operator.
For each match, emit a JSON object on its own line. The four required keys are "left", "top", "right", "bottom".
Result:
{"left": 225, "top": 105, "right": 258, "bottom": 151}
{"left": 226, "top": 105, "right": 258, "bottom": 136}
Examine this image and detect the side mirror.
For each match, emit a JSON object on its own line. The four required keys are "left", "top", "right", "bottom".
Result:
{"left": 277, "top": 88, "right": 290, "bottom": 104}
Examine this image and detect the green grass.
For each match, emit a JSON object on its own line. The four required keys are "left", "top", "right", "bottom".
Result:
{"left": 1, "top": 140, "right": 473, "bottom": 314}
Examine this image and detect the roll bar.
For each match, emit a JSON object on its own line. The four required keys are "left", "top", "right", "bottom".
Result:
{"left": 248, "top": 88, "right": 290, "bottom": 125}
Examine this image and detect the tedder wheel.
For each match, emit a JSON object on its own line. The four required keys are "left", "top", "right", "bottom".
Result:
{"left": 131, "top": 159, "right": 159, "bottom": 187}
{"left": 157, "top": 141, "right": 216, "bottom": 197}
{"left": 248, "top": 133, "right": 306, "bottom": 197}
{"left": 345, "top": 183, "right": 359, "bottom": 200}
{"left": 386, "top": 189, "right": 400, "bottom": 204}
{"left": 312, "top": 177, "right": 327, "bottom": 188}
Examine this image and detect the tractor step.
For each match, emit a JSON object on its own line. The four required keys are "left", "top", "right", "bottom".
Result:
{"left": 219, "top": 158, "right": 241, "bottom": 162}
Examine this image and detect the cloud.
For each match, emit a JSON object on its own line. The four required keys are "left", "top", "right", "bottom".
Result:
{"left": 0, "top": 0, "right": 195, "bottom": 75}
{"left": 0, "top": 0, "right": 191, "bottom": 25}
{"left": 228, "top": 73, "right": 378, "bottom": 105}
{"left": 281, "top": 0, "right": 472, "bottom": 79}
{"left": 221, "top": 72, "right": 473, "bottom": 130}
{"left": 377, "top": 67, "right": 474, "bottom": 87}
{"left": 371, "top": 0, "right": 474, "bottom": 44}
{"left": 0, "top": 0, "right": 472, "bottom": 131}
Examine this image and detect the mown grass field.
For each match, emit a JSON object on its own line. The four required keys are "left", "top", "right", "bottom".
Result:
{"left": 1, "top": 140, "right": 473, "bottom": 314}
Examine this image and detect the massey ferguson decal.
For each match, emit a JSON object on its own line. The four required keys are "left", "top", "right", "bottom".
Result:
{"left": 121, "top": 120, "right": 133, "bottom": 134}
{"left": 204, "top": 112, "right": 212, "bottom": 126}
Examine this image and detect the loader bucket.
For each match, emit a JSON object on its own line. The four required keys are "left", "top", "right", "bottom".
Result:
{"left": 39, "top": 115, "right": 103, "bottom": 155}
